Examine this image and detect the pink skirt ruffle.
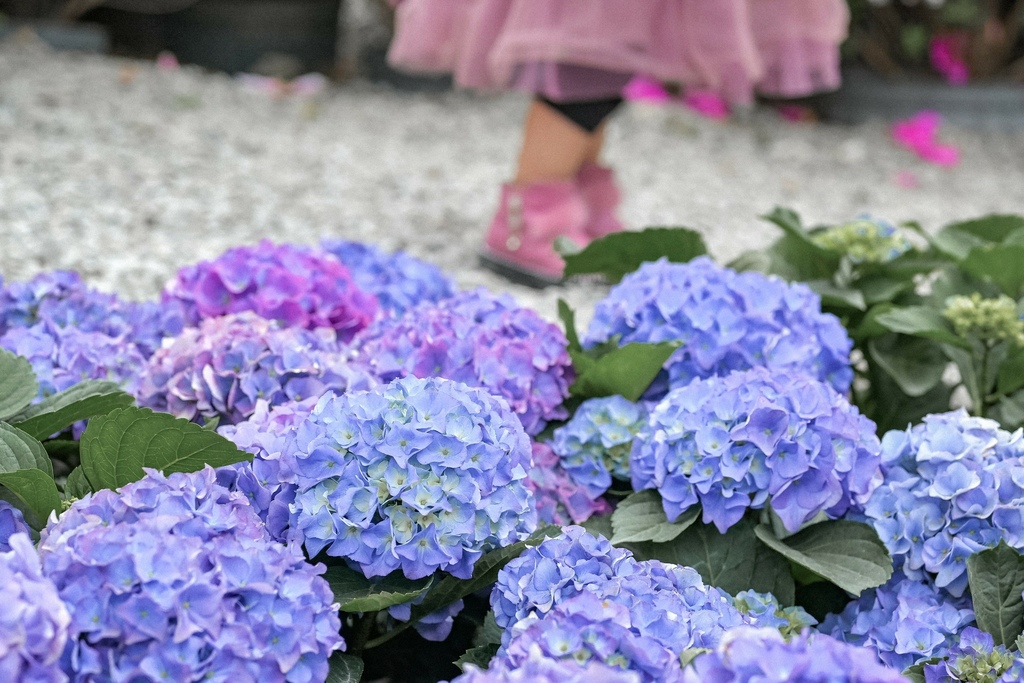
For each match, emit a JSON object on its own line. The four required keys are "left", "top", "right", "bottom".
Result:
{"left": 387, "top": 0, "right": 848, "bottom": 104}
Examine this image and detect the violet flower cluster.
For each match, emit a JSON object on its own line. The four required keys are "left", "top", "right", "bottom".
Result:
{"left": 353, "top": 289, "right": 573, "bottom": 435}
{"left": 286, "top": 376, "right": 537, "bottom": 579}
{"left": 631, "top": 367, "right": 883, "bottom": 533}
{"left": 321, "top": 238, "right": 455, "bottom": 317}
{"left": 38, "top": 467, "right": 344, "bottom": 683}
{"left": 731, "top": 590, "right": 818, "bottom": 637}
{"left": 0, "top": 499, "right": 30, "bottom": 552}
{"left": 922, "top": 628, "right": 1024, "bottom": 683}
{"left": 134, "top": 312, "right": 376, "bottom": 425}
{"left": 681, "top": 627, "right": 909, "bottom": 683}
{"left": 162, "top": 239, "right": 378, "bottom": 341}
{"left": 527, "top": 442, "right": 611, "bottom": 526}
{"left": 549, "top": 395, "right": 647, "bottom": 499}
{"left": 452, "top": 643, "right": 641, "bottom": 683}
{"left": 0, "top": 533, "right": 71, "bottom": 683}
{"left": 583, "top": 257, "right": 853, "bottom": 398}
{"left": 821, "top": 573, "right": 975, "bottom": 671}
{"left": 864, "top": 410, "right": 1024, "bottom": 597}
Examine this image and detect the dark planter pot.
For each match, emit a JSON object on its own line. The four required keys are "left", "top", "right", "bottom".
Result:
{"left": 0, "top": 19, "right": 109, "bottom": 53}
{"left": 162, "top": 0, "right": 339, "bottom": 74}
{"left": 817, "top": 65, "right": 1024, "bottom": 132}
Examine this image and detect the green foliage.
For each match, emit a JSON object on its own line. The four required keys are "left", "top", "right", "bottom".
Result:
{"left": 0, "top": 349, "right": 39, "bottom": 421}
{"left": 455, "top": 644, "right": 499, "bottom": 672}
{"left": 323, "top": 565, "right": 433, "bottom": 613}
{"left": 611, "top": 490, "right": 699, "bottom": 544}
{"left": 967, "top": 542, "right": 1024, "bottom": 648}
{"left": 11, "top": 381, "right": 134, "bottom": 441}
{"left": 326, "top": 653, "right": 365, "bottom": 683}
{"left": 560, "top": 227, "right": 707, "bottom": 284}
{"left": 0, "top": 422, "right": 53, "bottom": 476}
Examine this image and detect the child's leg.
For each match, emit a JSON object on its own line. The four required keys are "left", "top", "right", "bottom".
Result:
{"left": 513, "top": 99, "right": 595, "bottom": 184}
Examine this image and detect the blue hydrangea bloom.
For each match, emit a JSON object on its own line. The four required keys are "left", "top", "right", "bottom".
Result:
{"left": 0, "top": 500, "right": 31, "bottom": 552}
{"left": 527, "top": 442, "right": 611, "bottom": 526}
{"left": 352, "top": 289, "right": 573, "bottom": 435}
{"left": 451, "top": 643, "right": 641, "bottom": 683}
{"left": 923, "top": 627, "right": 1024, "bottom": 683}
{"left": 864, "top": 410, "right": 1024, "bottom": 597}
{"left": 134, "top": 312, "right": 377, "bottom": 425}
{"left": 321, "top": 239, "right": 456, "bottom": 317}
{"left": 821, "top": 573, "right": 975, "bottom": 671}
{"left": 286, "top": 376, "right": 537, "bottom": 579}
{"left": 0, "top": 533, "right": 71, "bottom": 683}
{"left": 550, "top": 396, "right": 648, "bottom": 499}
{"left": 631, "top": 367, "right": 882, "bottom": 533}
{"left": 731, "top": 590, "right": 818, "bottom": 636}
{"left": 583, "top": 257, "right": 853, "bottom": 398}
{"left": 38, "top": 467, "right": 344, "bottom": 683}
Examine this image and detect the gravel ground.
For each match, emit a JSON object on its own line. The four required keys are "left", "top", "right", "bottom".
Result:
{"left": 2, "top": 36, "right": 1024, "bottom": 323}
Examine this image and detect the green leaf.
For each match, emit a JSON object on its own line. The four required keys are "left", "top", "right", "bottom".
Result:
{"left": 323, "top": 565, "right": 433, "bottom": 613}
{"left": 10, "top": 381, "right": 134, "bottom": 441}
{"left": 557, "top": 299, "right": 582, "bottom": 353}
{"left": 570, "top": 342, "right": 678, "bottom": 402}
{"left": 201, "top": 415, "right": 221, "bottom": 432}
{"left": 326, "top": 653, "right": 364, "bottom": 683}
{"left": 872, "top": 306, "right": 970, "bottom": 348}
{"left": 867, "top": 336, "right": 946, "bottom": 397}
{"left": 611, "top": 490, "right": 699, "bottom": 544}
{"left": 753, "top": 521, "right": 893, "bottom": 595}
{"left": 934, "top": 215, "right": 1024, "bottom": 261}
{"left": 967, "top": 541, "right": 1024, "bottom": 647}
{"left": 761, "top": 207, "right": 810, "bottom": 240}
{"left": 0, "top": 421, "right": 52, "bottom": 476}
{"left": 860, "top": 365, "right": 953, "bottom": 435}
{"left": 961, "top": 245, "right": 1024, "bottom": 299}
{"left": 0, "top": 468, "right": 62, "bottom": 528}
{"left": 0, "top": 349, "right": 39, "bottom": 421}
{"left": 807, "top": 280, "right": 866, "bottom": 312}
{"left": 993, "top": 389, "right": 1024, "bottom": 431}
{"left": 561, "top": 227, "right": 707, "bottom": 284}
{"left": 455, "top": 644, "right": 499, "bottom": 671}
{"left": 903, "top": 660, "right": 939, "bottom": 683}
{"left": 580, "top": 513, "right": 614, "bottom": 541}
{"left": 730, "top": 234, "right": 838, "bottom": 283}
{"left": 63, "top": 466, "right": 93, "bottom": 500}
{"left": 80, "top": 407, "right": 251, "bottom": 492}
{"left": 474, "top": 611, "right": 503, "bottom": 647}
{"left": 858, "top": 276, "right": 915, "bottom": 306}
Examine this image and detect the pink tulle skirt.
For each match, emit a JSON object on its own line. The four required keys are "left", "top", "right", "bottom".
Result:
{"left": 387, "top": 0, "right": 849, "bottom": 104}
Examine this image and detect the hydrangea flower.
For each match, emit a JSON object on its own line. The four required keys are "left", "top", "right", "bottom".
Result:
{"left": 163, "top": 240, "right": 378, "bottom": 340}
{"left": 321, "top": 238, "right": 456, "bottom": 317}
{"left": 38, "top": 467, "right": 344, "bottom": 683}
{"left": 682, "top": 627, "right": 908, "bottom": 683}
{"left": 0, "top": 500, "right": 30, "bottom": 552}
{"left": 821, "top": 573, "right": 975, "bottom": 671}
{"left": 731, "top": 591, "right": 818, "bottom": 637}
{"left": 944, "top": 294, "right": 1024, "bottom": 347}
{"left": 451, "top": 643, "right": 641, "bottom": 683}
{"left": 286, "top": 376, "right": 537, "bottom": 579}
{"left": 549, "top": 396, "right": 647, "bottom": 499}
{"left": 353, "top": 289, "right": 573, "bottom": 435}
{"left": 922, "top": 628, "right": 1024, "bottom": 683}
{"left": 0, "top": 533, "right": 71, "bottom": 683}
{"left": 134, "top": 312, "right": 376, "bottom": 425}
{"left": 583, "top": 257, "right": 853, "bottom": 398}
{"left": 527, "top": 442, "right": 611, "bottom": 526}
{"left": 631, "top": 367, "right": 882, "bottom": 533}
{"left": 811, "top": 217, "right": 913, "bottom": 264}
{"left": 864, "top": 410, "right": 1024, "bottom": 597}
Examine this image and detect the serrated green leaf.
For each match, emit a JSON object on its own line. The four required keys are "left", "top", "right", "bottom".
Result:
{"left": 967, "top": 541, "right": 1024, "bottom": 647}
{"left": 999, "top": 349, "right": 1024, "bottom": 397}
{"left": 455, "top": 644, "right": 499, "bottom": 671}
{"left": 10, "top": 381, "right": 134, "bottom": 441}
{"left": 807, "top": 280, "right": 866, "bottom": 312}
{"left": 0, "top": 421, "right": 52, "bottom": 476}
{"left": 753, "top": 521, "right": 893, "bottom": 595}
{"left": 0, "top": 468, "right": 61, "bottom": 529}
{"left": 474, "top": 612, "right": 503, "bottom": 648}
{"left": 63, "top": 467, "right": 93, "bottom": 500}
{"left": 611, "top": 490, "right": 699, "bottom": 544}
{"left": 868, "top": 336, "right": 946, "bottom": 398}
{"left": 80, "top": 407, "right": 251, "bottom": 492}
{"left": 561, "top": 227, "right": 707, "bottom": 284}
{"left": 872, "top": 306, "right": 970, "bottom": 348}
{"left": 934, "top": 215, "right": 1024, "bottom": 261}
{"left": 570, "top": 342, "right": 678, "bottom": 402}
{"left": 323, "top": 565, "right": 433, "bottom": 613}
{"left": 326, "top": 653, "right": 364, "bottom": 683}
{"left": 962, "top": 245, "right": 1024, "bottom": 299}
{"left": 557, "top": 299, "right": 582, "bottom": 353}
{"left": 0, "top": 349, "right": 39, "bottom": 421}
{"left": 580, "top": 513, "right": 614, "bottom": 541}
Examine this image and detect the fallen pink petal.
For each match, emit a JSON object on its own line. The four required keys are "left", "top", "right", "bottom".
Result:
{"left": 891, "top": 111, "right": 961, "bottom": 167}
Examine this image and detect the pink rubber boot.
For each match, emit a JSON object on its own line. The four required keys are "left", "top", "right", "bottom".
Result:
{"left": 576, "top": 163, "right": 625, "bottom": 242}
{"left": 480, "top": 181, "right": 589, "bottom": 288}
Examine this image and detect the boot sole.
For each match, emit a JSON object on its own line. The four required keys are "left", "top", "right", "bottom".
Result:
{"left": 478, "top": 251, "right": 563, "bottom": 289}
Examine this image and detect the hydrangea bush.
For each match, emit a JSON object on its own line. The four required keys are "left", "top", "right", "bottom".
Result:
{"left": 631, "top": 367, "right": 883, "bottom": 533}
{"left": 163, "top": 240, "right": 378, "bottom": 340}
{"left": 864, "top": 410, "right": 1024, "bottom": 596}
{"left": 38, "top": 467, "right": 344, "bottom": 683}
{"left": 353, "top": 289, "right": 573, "bottom": 435}
{"left": 286, "top": 376, "right": 537, "bottom": 579}
{"left": 0, "top": 534, "right": 71, "bottom": 683}
{"left": 134, "top": 312, "right": 376, "bottom": 425}
{"left": 527, "top": 442, "right": 611, "bottom": 526}
{"left": 583, "top": 257, "right": 853, "bottom": 398}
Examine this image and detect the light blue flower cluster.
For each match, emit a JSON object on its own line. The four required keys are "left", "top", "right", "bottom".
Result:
{"left": 527, "top": 442, "right": 611, "bottom": 526}
{"left": 631, "top": 367, "right": 882, "bottom": 533}
{"left": 321, "top": 239, "right": 455, "bottom": 317}
{"left": 583, "top": 257, "right": 853, "bottom": 398}
{"left": 821, "top": 573, "right": 975, "bottom": 671}
{"left": 811, "top": 216, "right": 913, "bottom": 264}
{"left": 451, "top": 643, "right": 641, "bottom": 683}
{"left": 682, "top": 627, "right": 908, "bottom": 683}
{"left": 864, "top": 410, "right": 1024, "bottom": 597}
{"left": 353, "top": 289, "right": 573, "bottom": 435}
{"left": 549, "top": 396, "right": 647, "bottom": 499}
{"left": 731, "top": 590, "right": 818, "bottom": 637}
{"left": 286, "top": 376, "right": 537, "bottom": 579}
{"left": 163, "top": 239, "right": 378, "bottom": 341}
{"left": 922, "top": 628, "right": 1024, "bottom": 683}
{"left": 0, "top": 499, "right": 31, "bottom": 552}
{"left": 38, "top": 467, "right": 344, "bottom": 683}
{"left": 134, "top": 312, "right": 376, "bottom": 425}
{"left": 0, "top": 534, "right": 71, "bottom": 683}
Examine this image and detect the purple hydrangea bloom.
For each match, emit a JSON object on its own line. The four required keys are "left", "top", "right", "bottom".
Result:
{"left": 527, "top": 442, "right": 612, "bottom": 526}
{"left": 682, "top": 627, "right": 908, "bottom": 683}
{"left": 583, "top": 257, "right": 853, "bottom": 398}
{"left": 352, "top": 289, "right": 573, "bottom": 435}
{"left": 163, "top": 240, "right": 378, "bottom": 340}
{"left": 550, "top": 396, "right": 648, "bottom": 499}
{"left": 864, "top": 410, "right": 1024, "bottom": 597}
{"left": 0, "top": 500, "right": 31, "bottom": 552}
{"left": 923, "top": 627, "right": 1023, "bottom": 683}
{"left": 286, "top": 376, "right": 537, "bottom": 579}
{"left": 821, "top": 573, "right": 975, "bottom": 671}
{"left": 0, "top": 533, "right": 71, "bottom": 683}
{"left": 38, "top": 467, "right": 344, "bottom": 683}
{"left": 451, "top": 643, "right": 641, "bottom": 683}
{"left": 134, "top": 312, "right": 376, "bottom": 425}
{"left": 321, "top": 239, "right": 456, "bottom": 317}
{"left": 631, "top": 367, "right": 883, "bottom": 533}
